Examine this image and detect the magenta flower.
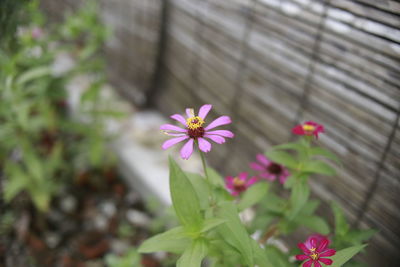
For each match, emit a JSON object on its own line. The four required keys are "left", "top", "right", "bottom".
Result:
{"left": 296, "top": 235, "right": 336, "bottom": 267}
{"left": 31, "top": 27, "right": 44, "bottom": 39}
{"left": 292, "top": 121, "right": 324, "bottom": 139}
{"left": 225, "top": 172, "right": 257, "bottom": 196}
{"left": 160, "top": 104, "right": 234, "bottom": 160}
{"left": 250, "top": 154, "right": 290, "bottom": 184}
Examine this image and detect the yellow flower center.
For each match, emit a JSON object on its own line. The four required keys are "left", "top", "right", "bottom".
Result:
{"left": 186, "top": 116, "right": 204, "bottom": 130}
{"left": 303, "top": 124, "right": 315, "bottom": 132}
{"left": 309, "top": 247, "right": 318, "bottom": 260}
{"left": 233, "top": 177, "right": 245, "bottom": 186}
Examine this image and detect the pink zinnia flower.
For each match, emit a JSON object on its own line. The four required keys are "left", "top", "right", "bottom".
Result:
{"left": 296, "top": 235, "right": 336, "bottom": 267}
{"left": 292, "top": 121, "right": 324, "bottom": 139}
{"left": 250, "top": 154, "right": 290, "bottom": 184}
{"left": 225, "top": 172, "right": 257, "bottom": 196}
{"left": 160, "top": 104, "right": 234, "bottom": 160}
{"left": 31, "top": 27, "right": 44, "bottom": 39}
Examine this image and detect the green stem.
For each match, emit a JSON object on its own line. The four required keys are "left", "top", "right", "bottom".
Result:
{"left": 199, "top": 150, "right": 215, "bottom": 205}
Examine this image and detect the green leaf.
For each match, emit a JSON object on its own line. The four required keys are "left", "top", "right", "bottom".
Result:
{"left": 261, "top": 193, "right": 286, "bottom": 214}
{"left": 273, "top": 142, "right": 305, "bottom": 152}
{"left": 251, "top": 240, "right": 274, "bottom": 267}
{"left": 309, "top": 147, "right": 341, "bottom": 166}
{"left": 105, "top": 248, "right": 141, "bottom": 267}
{"left": 31, "top": 189, "right": 50, "bottom": 212}
{"left": 186, "top": 172, "right": 210, "bottom": 210}
{"left": 177, "top": 238, "right": 208, "bottom": 267}
{"left": 302, "top": 160, "right": 336, "bottom": 176}
{"left": 299, "top": 199, "right": 320, "bottom": 216}
{"left": 208, "top": 239, "right": 242, "bottom": 265}
{"left": 237, "top": 182, "right": 269, "bottom": 211}
{"left": 330, "top": 244, "right": 367, "bottom": 267}
{"left": 207, "top": 167, "right": 225, "bottom": 187}
{"left": 265, "top": 150, "right": 297, "bottom": 169}
{"left": 169, "top": 157, "right": 203, "bottom": 231}
{"left": 216, "top": 202, "right": 254, "bottom": 266}
{"left": 283, "top": 175, "right": 296, "bottom": 189}
{"left": 331, "top": 201, "right": 349, "bottom": 237}
{"left": 214, "top": 187, "right": 235, "bottom": 203}
{"left": 138, "top": 226, "right": 190, "bottom": 254}
{"left": 200, "top": 218, "right": 226, "bottom": 233}
{"left": 24, "top": 147, "right": 44, "bottom": 182}
{"left": 346, "top": 229, "right": 376, "bottom": 244}
{"left": 80, "top": 80, "right": 102, "bottom": 103}
{"left": 16, "top": 66, "right": 51, "bottom": 85}
{"left": 4, "top": 164, "right": 28, "bottom": 201}
{"left": 294, "top": 215, "right": 330, "bottom": 235}
{"left": 288, "top": 180, "right": 310, "bottom": 220}
{"left": 264, "top": 245, "right": 292, "bottom": 267}
{"left": 94, "top": 110, "right": 127, "bottom": 118}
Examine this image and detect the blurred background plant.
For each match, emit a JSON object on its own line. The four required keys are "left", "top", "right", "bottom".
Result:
{"left": 0, "top": 1, "right": 181, "bottom": 266}
{"left": 0, "top": 0, "right": 110, "bottom": 212}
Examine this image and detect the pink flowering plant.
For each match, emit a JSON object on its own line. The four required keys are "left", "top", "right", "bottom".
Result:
{"left": 250, "top": 154, "right": 290, "bottom": 184}
{"left": 138, "top": 106, "right": 373, "bottom": 267}
{"left": 225, "top": 172, "right": 258, "bottom": 196}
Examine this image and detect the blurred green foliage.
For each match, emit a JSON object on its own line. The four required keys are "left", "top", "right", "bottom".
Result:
{"left": 0, "top": 1, "right": 113, "bottom": 212}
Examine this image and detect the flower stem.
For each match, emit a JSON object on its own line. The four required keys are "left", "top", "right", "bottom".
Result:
{"left": 259, "top": 224, "right": 279, "bottom": 244}
{"left": 199, "top": 150, "right": 215, "bottom": 205}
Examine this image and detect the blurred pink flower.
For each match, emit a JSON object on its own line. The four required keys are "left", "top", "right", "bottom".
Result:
{"left": 225, "top": 172, "right": 257, "bottom": 196}
{"left": 296, "top": 235, "right": 336, "bottom": 267}
{"left": 160, "top": 104, "right": 234, "bottom": 160}
{"left": 292, "top": 121, "right": 324, "bottom": 139}
{"left": 31, "top": 27, "right": 44, "bottom": 39}
{"left": 250, "top": 154, "right": 290, "bottom": 184}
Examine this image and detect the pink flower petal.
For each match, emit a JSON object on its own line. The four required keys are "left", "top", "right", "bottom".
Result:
{"left": 298, "top": 243, "right": 309, "bottom": 254}
{"left": 198, "top": 104, "right": 212, "bottom": 120}
{"left": 256, "top": 154, "right": 270, "bottom": 166}
{"left": 225, "top": 176, "right": 234, "bottom": 184}
{"left": 303, "top": 259, "right": 313, "bottom": 267}
{"left": 206, "top": 130, "right": 234, "bottom": 138}
{"left": 317, "top": 239, "right": 329, "bottom": 252}
{"left": 310, "top": 238, "right": 318, "bottom": 250}
{"left": 296, "top": 255, "right": 309, "bottom": 261}
{"left": 279, "top": 174, "right": 289, "bottom": 184}
{"left": 238, "top": 172, "right": 248, "bottom": 181}
{"left": 162, "top": 136, "right": 189, "bottom": 150}
{"left": 305, "top": 121, "right": 318, "bottom": 126}
{"left": 308, "top": 234, "right": 328, "bottom": 244}
{"left": 204, "top": 134, "right": 226, "bottom": 144}
{"left": 198, "top": 137, "right": 212, "bottom": 153}
{"left": 250, "top": 162, "right": 265, "bottom": 171}
{"left": 314, "top": 261, "right": 322, "bottom": 267}
{"left": 180, "top": 139, "right": 194, "bottom": 159}
{"left": 226, "top": 185, "right": 234, "bottom": 190}
{"left": 292, "top": 125, "right": 305, "bottom": 135}
{"left": 260, "top": 172, "right": 276, "bottom": 181}
{"left": 170, "top": 114, "right": 187, "bottom": 126}
{"left": 205, "top": 116, "right": 232, "bottom": 130}
{"left": 319, "top": 258, "right": 333, "bottom": 265}
{"left": 247, "top": 177, "right": 258, "bottom": 186}
{"left": 319, "top": 249, "right": 336, "bottom": 257}
{"left": 186, "top": 108, "right": 194, "bottom": 118}
{"left": 160, "top": 124, "right": 187, "bottom": 133}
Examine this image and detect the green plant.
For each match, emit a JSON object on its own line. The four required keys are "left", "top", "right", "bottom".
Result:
{"left": 105, "top": 248, "right": 142, "bottom": 267}
{"left": 138, "top": 108, "right": 373, "bottom": 267}
{"left": 0, "top": 1, "right": 113, "bottom": 212}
